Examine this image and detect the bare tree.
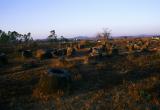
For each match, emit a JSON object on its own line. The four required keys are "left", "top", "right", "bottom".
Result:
{"left": 103, "top": 28, "right": 112, "bottom": 40}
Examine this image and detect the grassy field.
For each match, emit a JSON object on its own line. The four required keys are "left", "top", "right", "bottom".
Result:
{"left": 0, "top": 38, "right": 160, "bottom": 110}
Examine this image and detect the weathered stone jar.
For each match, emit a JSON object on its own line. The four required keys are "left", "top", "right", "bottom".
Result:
{"left": 37, "top": 68, "right": 72, "bottom": 94}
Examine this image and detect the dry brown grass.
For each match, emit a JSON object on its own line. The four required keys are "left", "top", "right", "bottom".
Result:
{"left": 1, "top": 38, "right": 160, "bottom": 110}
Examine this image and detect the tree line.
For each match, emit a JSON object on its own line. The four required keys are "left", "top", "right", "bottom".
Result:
{"left": 0, "top": 30, "right": 33, "bottom": 43}
{"left": 0, "top": 29, "right": 69, "bottom": 44}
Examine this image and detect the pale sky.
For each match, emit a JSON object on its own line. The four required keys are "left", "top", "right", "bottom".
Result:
{"left": 0, "top": 0, "right": 160, "bottom": 39}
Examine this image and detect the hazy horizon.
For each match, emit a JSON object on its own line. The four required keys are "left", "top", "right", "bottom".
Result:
{"left": 0, "top": 0, "right": 160, "bottom": 39}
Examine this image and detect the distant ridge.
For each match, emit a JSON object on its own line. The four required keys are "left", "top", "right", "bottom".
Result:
{"left": 74, "top": 36, "right": 90, "bottom": 40}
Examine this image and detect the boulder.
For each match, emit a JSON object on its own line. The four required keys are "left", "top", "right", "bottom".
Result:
{"left": 77, "top": 43, "right": 85, "bottom": 49}
{"left": 36, "top": 49, "right": 45, "bottom": 59}
{"left": 126, "top": 44, "right": 133, "bottom": 53}
{"left": 106, "top": 47, "right": 113, "bottom": 56}
{"left": 21, "top": 50, "right": 32, "bottom": 58}
{"left": 54, "top": 48, "right": 67, "bottom": 56}
{"left": 100, "top": 45, "right": 106, "bottom": 52}
{"left": 77, "top": 40, "right": 86, "bottom": 49}
{"left": 43, "top": 50, "right": 53, "bottom": 59}
{"left": 0, "top": 53, "right": 8, "bottom": 66}
{"left": 36, "top": 49, "right": 53, "bottom": 60}
{"left": 133, "top": 44, "right": 140, "bottom": 50}
{"left": 90, "top": 47, "right": 99, "bottom": 56}
{"left": 67, "top": 47, "right": 76, "bottom": 57}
